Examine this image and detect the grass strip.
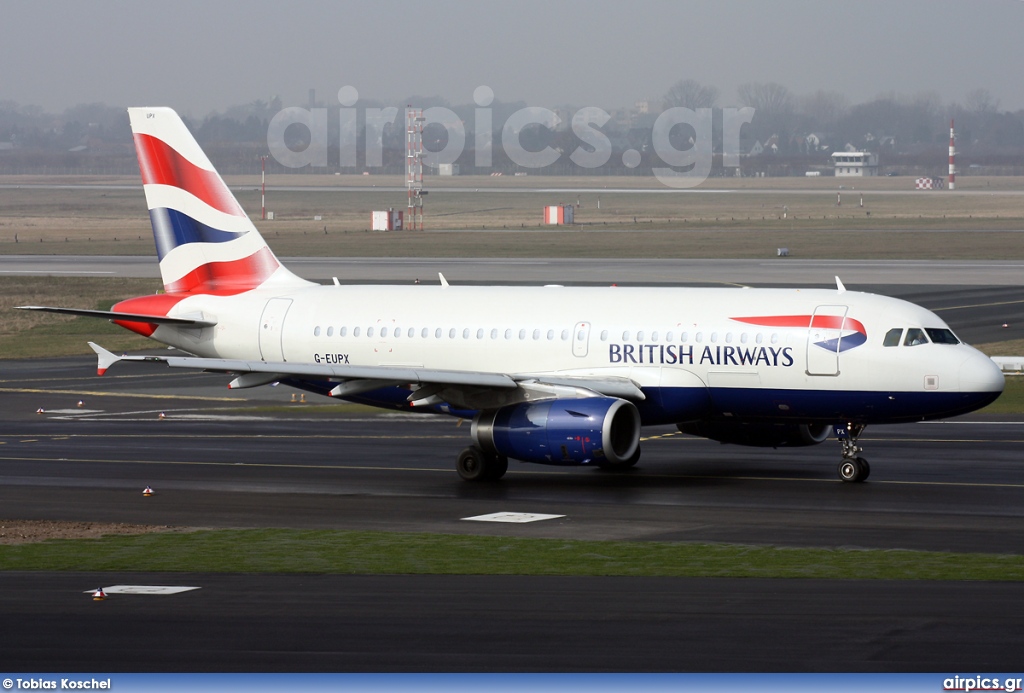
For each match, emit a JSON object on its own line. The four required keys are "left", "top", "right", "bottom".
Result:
{"left": 2, "top": 529, "right": 1022, "bottom": 581}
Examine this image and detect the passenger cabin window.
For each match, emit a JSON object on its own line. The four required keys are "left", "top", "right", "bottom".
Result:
{"left": 904, "top": 328, "right": 928, "bottom": 346}
{"left": 926, "top": 328, "right": 960, "bottom": 345}
{"left": 883, "top": 328, "right": 903, "bottom": 347}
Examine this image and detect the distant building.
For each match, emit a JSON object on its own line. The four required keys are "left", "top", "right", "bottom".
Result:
{"left": 831, "top": 151, "right": 879, "bottom": 177}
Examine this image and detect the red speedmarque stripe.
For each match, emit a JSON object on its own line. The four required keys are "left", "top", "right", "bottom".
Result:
{"left": 163, "top": 246, "right": 280, "bottom": 294}
{"left": 134, "top": 133, "right": 247, "bottom": 218}
{"left": 731, "top": 314, "right": 867, "bottom": 335}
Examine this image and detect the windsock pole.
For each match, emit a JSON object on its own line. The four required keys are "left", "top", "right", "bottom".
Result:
{"left": 948, "top": 119, "right": 956, "bottom": 191}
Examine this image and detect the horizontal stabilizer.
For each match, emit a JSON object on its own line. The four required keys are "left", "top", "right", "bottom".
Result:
{"left": 18, "top": 306, "right": 217, "bottom": 328}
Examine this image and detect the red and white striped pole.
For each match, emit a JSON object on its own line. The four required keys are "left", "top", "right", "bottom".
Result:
{"left": 260, "top": 155, "right": 267, "bottom": 220}
{"left": 948, "top": 119, "right": 956, "bottom": 191}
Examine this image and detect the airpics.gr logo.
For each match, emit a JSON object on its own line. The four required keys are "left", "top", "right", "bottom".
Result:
{"left": 731, "top": 315, "right": 868, "bottom": 353}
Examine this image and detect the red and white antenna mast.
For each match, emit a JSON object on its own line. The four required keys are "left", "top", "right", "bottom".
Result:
{"left": 948, "top": 118, "right": 956, "bottom": 191}
{"left": 406, "top": 106, "right": 425, "bottom": 230}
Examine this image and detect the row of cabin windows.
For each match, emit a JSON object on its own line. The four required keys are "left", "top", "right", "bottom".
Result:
{"left": 313, "top": 326, "right": 575, "bottom": 341}
{"left": 311, "top": 324, "right": 784, "bottom": 345}
{"left": 882, "top": 327, "right": 960, "bottom": 347}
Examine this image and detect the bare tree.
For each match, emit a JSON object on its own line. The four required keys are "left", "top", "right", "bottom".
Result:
{"left": 966, "top": 88, "right": 1000, "bottom": 115}
{"left": 799, "top": 90, "right": 849, "bottom": 131}
{"left": 738, "top": 82, "right": 795, "bottom": 115}
{"left": 663, "top": 79, "right": 719, "bottom": 110}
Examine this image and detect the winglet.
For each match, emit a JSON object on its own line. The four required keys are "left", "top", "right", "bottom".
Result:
{"left": 88, "top": 342, "right": 121, "bottom": 376}
{"left": 835, "top": 276, "right": 846, "bottom": 294}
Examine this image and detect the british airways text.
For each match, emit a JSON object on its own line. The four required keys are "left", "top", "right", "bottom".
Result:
{"left": 609, "top": 343, "right": 795, "bottom": 367}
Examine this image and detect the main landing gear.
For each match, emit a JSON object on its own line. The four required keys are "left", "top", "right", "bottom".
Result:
{"left": 456, "top": 445, "right": 509, "bottom": 482}
{"left": 834, "top": 423, "right": 870, "bottom": 483}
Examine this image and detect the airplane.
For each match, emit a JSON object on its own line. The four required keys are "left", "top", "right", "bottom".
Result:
{"left": 19, "top": 107, "right": 1005, "bottom": 483}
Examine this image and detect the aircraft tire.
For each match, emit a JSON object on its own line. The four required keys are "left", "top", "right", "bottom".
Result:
{"left": 457, "top": 446, "right": 506, "bottom": 482}
{"left": 838, "top": 457, "right": 869, "bottom": 483}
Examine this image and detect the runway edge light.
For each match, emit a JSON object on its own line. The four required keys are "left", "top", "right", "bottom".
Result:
{"left": 143, "top": 486, "right": 153, "bottom": 497}
{"left": 92, "top": 588, "right": 106, "bottom": 601}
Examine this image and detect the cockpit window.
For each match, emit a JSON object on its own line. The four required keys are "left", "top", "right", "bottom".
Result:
{"left": 883, "top": 328, "right": 903, "bottom": 347}
{"left": 926, "top": 328, "right": 960, "bottom": 345}
{"left": 904, "top": 328, "right": 929, "bottom": 346}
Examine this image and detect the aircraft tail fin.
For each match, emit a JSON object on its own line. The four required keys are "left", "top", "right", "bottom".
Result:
{"left": 127, "top": 107, "right": 310, "bottom": 294}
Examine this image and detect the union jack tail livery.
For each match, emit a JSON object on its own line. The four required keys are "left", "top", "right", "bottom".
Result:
{"left": 128, "top": 107, "right": 309, "bottom": 295}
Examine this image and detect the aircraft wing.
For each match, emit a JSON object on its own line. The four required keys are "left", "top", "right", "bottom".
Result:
{"left": 87, "top": 342, "right": 644, "bottom": 402}
{"left": 18, "top": 306, "right": 217, "bottom": 328}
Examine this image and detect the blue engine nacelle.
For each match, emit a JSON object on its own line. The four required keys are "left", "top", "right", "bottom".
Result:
{"left": 471, "top": 397, "right": 641, "bottom": 466}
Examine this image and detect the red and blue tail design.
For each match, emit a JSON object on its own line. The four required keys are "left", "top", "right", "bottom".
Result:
{"left": 731, "top": 314, "right": 868, "bottom": 352}
{"left": 128, "top": 107, "right": 309, "bottom": 295}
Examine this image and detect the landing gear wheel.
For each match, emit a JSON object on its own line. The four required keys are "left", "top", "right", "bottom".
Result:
{"left": 597, "top": 445, "right": 641, "bottom": 471}
{"left": 838, "top": 456, "right": 870, "bottom": 483}
{"left": 456, "top": 446, "right": 507, "bottom": 482}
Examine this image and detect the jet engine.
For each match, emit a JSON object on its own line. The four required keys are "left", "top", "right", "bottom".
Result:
{"left": 677, "top": 421, "right": 831, "bottom": 448}
{"left": 472, "top": 397, "right": 641, "bottom": 465}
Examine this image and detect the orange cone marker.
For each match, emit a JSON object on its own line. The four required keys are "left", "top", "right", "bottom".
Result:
{"left": 92, "top": 588, "right": 106, "bottom": 601}
{"left": 143, "top": 486, "right": 153, "bottom": 497}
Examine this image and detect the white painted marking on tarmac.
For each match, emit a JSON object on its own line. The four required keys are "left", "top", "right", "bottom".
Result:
{"left": 40, "top": 409, "right": 103, "bottom": 415}
{"left": 462, "top": 512, "right": 565, "bottom": 524}
{"left": 84, "top": 585, "right": 200, "bottom": 595}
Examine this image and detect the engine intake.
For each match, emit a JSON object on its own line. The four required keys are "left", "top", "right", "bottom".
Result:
{"left": 473, "top": 397, "right": 641, "bottom": 465}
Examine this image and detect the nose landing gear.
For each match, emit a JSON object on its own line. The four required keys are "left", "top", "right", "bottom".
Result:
{"left": 834, "top": 423, "right": 870, "bottom": 482}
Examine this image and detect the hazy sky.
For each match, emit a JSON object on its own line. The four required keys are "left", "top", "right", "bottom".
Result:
{"left": 3, "top": 0, "right": 1024, "bottom": 115}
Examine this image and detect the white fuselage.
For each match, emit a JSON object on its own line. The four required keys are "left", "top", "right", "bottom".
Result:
{"left": 150, "top": 283, "right": 1004, "bottom": 425}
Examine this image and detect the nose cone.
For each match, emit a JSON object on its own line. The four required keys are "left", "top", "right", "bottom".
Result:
{"left": 958, "top": 352, "right": 1005, "bottom": 411}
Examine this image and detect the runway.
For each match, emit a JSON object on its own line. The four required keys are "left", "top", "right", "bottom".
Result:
{"left": 2, "top": 361, "right": 1024, "bottom": 552}
{"left": 2, "top": 355, "right": 1024, "bottom": 671}
{"left": 3, "top": 272, "right": 1024, "bottom": 671}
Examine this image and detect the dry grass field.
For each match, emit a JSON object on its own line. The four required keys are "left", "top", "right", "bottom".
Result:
{"left": 1, "top": 174, "right": 1024, "bottom": 259}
